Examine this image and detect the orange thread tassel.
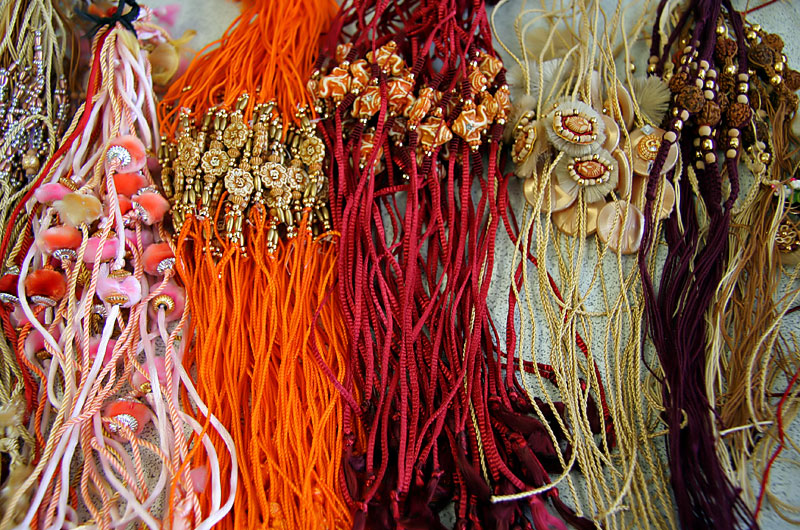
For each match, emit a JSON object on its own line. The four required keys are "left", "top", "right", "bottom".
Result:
{"left": 159, "top": 0, "right": 352, "bottom": 527}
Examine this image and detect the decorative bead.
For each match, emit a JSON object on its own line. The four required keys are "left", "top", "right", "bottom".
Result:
{"left": 669, "top": 70, "right": 690, "bottom": 92}
{"left": 701, "top": 138, "right": 714, "bottom": 151}
{"left": 663, "top": 130, "right": 678, "bottom": 143}
{"left": 784, "top": 69, "right": 800, "bottom": 90}
{"left": 704, "top": 152, "right": 716, "bottom": 164}
{"left": 676, "top": 86, "right": 705, "bottom": 113}
{"left": 770, "top": 75, "right": 783, "bottom": 86}
{"left": 715, "top": 39, "right": 737, "bottom": 61}
{"left": 699, "top": 101, "right": 722, "bottom": 127}
{"left": 764, "top": 33, "right": 785, "bottom": 51}
{"left": 698, "top": 125, "right": 712, "bottom": 136}
{"left": 673, "top": 119, "right": 683, "bottom": 131}
{"left": 726, "top": 149, "right": 737, "bottom": 158}
{"left": 727, "top": 102, "right": 752, "bottom": 128}
{"left": 729, "top": 137, "right": 740, "bottom": 149}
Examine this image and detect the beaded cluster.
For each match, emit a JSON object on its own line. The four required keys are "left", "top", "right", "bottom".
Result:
{"left": 0, "top": 31, "right": 70, "bottom": 189}
{"left": 159, "top": 95, "right": 330, "bottom": 252}
{"left": 310, "top": 41, "right": 511, "bottom": 167}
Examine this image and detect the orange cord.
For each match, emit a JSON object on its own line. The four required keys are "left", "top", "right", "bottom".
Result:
{"left": 174, "top": 211, "right": 352, "bottom": 529}
{"left": 157, "top": 0, "right": 337, "bottom": 138}
{"left": 159, "top": 0, "right": 351, "bottom": 527}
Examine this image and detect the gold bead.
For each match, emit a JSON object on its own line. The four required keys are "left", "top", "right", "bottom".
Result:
{"left": 716, "top": 25, "right": 726, "bottom": 35}
{"left": 21, "top": 149, "right": 39, "bottom": 175}
{"left": 151, "top": 294, "right": 176, "bottom": 315}
{"left": 771, "top": 75, "right": 783, "bottom": 86}
{"left": 702, "top": 138, "right": 714, "bottom": 151}
{"left": 760, "top": 152, "right": 771, "bottom": 164}
{"left": 774, "top": 62, "right": 784, "bottom": 73}
{"left": 752, "top": 24, "right": 762, "bottom": 32}
{"left": 746, "top": 31, "right": 757, "bottom": 41}
{"left": 629, "top": 63, "right": 636, "bottom": 73}
{"left": 725, "top": 64, "right": 737, "bottom": 75}
{"left": 729, "top": 137, "right": 740, "bottom": 149}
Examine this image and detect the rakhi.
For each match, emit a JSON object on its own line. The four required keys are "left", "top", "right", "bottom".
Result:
{"left": 0, "top": 0, "right": 76, "bottom": 507}
{"left": 705, "top": 17, "right": 800, "bottom": 522}
{"left": 309, "top": 0, "right": 585, "bottom": 527}
{"left": 157, "top": 0, "right": 350, "bottom": 528}
{"left": 638, "top": 0, "right": 759, "bottom": 527}
{"left": 0, "top": 4, "right": 235, "bottom": 529}
{"left": 493, "top": 0, "right": 678, "bottom": 527}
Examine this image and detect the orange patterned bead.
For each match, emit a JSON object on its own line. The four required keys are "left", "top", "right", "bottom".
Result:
{"left": 359, "top": 131, "right": 384, "bottom": 168}
{"left": 478, "top": 52, "right": 503, "bottom": 83}
{"left": 405, "top": 87, "right": 435, "bottom": 127}
{"left": 351, "top": 85, "right": 382, "bottom": 120}
{"left": 468, "top": 67, "right": 489, "bottom": 93}
{"left": 418, "top": 116, "right": 453, "bottom": 150}
{"left": 350, "top": 59, "right": 371, "bottom": 94}
{"left": 387, "top": 74, "right": 415, "bottom": 115}
{"left": 452, "top": 101, "right": 489, "bottom": 149}
{"left": 335, "top": 43, "right": 353, "bottom": 64}
{"left": 494, "top": 85, "right": 511, "bottom": 122}
{"left": 480, "top": 92, "right": 498, "bottom": 123}
{"left": 368, "top": 41, "right": 405, "bottom": 75}
{"left": 318, "top": 66, "right": 351, "bottom": 101}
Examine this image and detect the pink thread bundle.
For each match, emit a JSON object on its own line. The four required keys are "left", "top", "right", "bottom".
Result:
{"left": 0, "top": 8, "right": 235, "bottom": 530}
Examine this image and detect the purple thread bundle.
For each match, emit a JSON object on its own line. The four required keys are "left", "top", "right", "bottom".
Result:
{"left": 638, "top": 0, "right": 758, "bottom": 528}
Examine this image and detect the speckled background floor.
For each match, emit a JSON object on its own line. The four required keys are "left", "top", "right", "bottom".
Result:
{"left": 144, "top": 0, "right": 800, "bottom": 527}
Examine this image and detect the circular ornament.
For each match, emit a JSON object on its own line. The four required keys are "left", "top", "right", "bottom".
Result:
{"left": 224, "top": 168, "right": 254, "bottom": 197}
{"left": 544, "top": 100, "right": 606, "bottom": 156}
{"left": 201, "top": 148, "right": 230, "bottom": 177}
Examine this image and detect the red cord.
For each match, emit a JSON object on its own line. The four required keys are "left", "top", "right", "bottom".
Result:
{"left": 754, "top": 359, "right": 800, "bottom": 518}
{"left": 744, "top": 0, "right": 780, "bottom": 14}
